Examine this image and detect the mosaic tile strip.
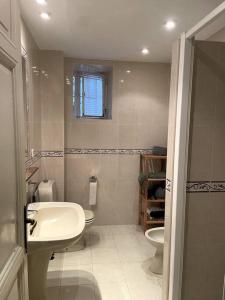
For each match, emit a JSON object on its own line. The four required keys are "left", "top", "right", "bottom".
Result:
{"left": 64, "top": 148, "right": 154, "bottom": 155}
{"left": 186, "top": 181, "right": 225, "bottom": 193}
{"left": 166, "top": 179, "right": 172, "bottom": 193}
{"left": 25, "top": 152, "right": 41, "bottom": 169}
{"left": 41, "top": 151, "right": 64, "bottom": 157}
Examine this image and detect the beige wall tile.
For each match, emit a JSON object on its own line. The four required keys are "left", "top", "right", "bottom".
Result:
{"left": 41, "top": 157, "right": 64, "bottom": 202}
{"left": 21, "top": 19, "right": 42, "bottom": 156}
{"left": 40, "top": 50, "right": 64, "bottom": 151}
{"left": 64, "top": 58, "right": 170, "bottom": 226}
{"left": 187, "top": 125, "right": 213, "bottom": 181}
{"left": 65, "top": 154, "right": 140, "bottom": 225}
{"left": 182, "top": 193, "right": 225, "bottom": 300}
{"left": 64, "top": 58, "right": 170, "bottom": 149}
{"left": 183, "top": 41, "right": 225, "bottom": 300}
{"left": 41, "top": 121, "right": 64, "bottom": 151}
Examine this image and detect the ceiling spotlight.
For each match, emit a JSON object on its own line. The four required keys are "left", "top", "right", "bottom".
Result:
{"left": 165, "top": 20, "right": 176, "bottom": 30}
{"left": 40, "top": 12, "right": 51, "bottom": 20}
{"left": 36, "top": 0, "right": 47, "bottom": 5}
{"left": 126, "top": 70, "right": 131, "bottom": 74}
{"left": 141, "top": 48, "right": 149, "bottom": 55}
{"left": 120, "top": 79, "right": 124, "bottom": 83}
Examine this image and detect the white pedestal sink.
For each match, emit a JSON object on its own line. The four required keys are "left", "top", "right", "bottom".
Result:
{"left": 27, "top": 202, "right": 85, "bottom": 300}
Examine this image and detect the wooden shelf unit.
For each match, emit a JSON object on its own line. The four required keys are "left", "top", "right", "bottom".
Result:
{"left": 139, "top": 154, "right": 167, "bottom": 231}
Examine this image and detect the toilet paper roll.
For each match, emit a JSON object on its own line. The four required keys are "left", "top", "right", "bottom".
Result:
{"left": 89, "top": 181, "right": 97, "bottom": 205}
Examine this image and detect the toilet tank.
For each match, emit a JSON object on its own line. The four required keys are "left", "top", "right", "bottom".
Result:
{"left": 38, "top": 180, "right": 57, "bottom": 202}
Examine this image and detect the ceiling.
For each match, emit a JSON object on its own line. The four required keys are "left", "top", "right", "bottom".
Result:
{"left": 20, "top": 0, "right": 223, "bottom": 63}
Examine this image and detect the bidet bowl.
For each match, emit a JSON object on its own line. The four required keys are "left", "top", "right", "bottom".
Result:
{"left": 145, "top": 227, "right": 164, "bottom": 274}
{"left": 145, "top": 226, "right": 164, "bottom": 250}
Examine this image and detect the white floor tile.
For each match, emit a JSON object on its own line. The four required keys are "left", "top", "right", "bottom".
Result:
{"left": 91, "top": 247, "right": 120, "bottom": 264}
{"left": 47, "top": 286, "right": 60, "bottom": 300}
{"left": 128, "top": 281, "right": 162, "bottom": 300}
{"left": 92, "top": 263, "right": 125, "bottom": 284}
{"left": 89, "top": 232, "right": 116, "bottom": 249}
{"left": 61, "top": 285, "right": 96, "bottom": 300}
{"left": 89, "top": 225, "right": 114, "bottom": 236}
{"left": 117, "top": 246, "right": 149, "bottom": 263}
{"left": 49, "top": 225, "right": 162, "bottom": 300}
{"left": 110, "top": 225, "right": 142, "bottom": 236}
{"left": 47, "top": 270, "right": 62, "bottom": 287}
{"left": 95, "top": 282, "right": 131, "bottom": 300}
{"left": 113, "top": 234, "right": 142, "bottom": 249}
{"left": 61, "top": 264, "right": 95, "bottom": 286}
{"left": 121, "top": 261, "right": 161, "bottom": 286}
{"left": 63, "top": 248, "right": 92, "bottom": 266}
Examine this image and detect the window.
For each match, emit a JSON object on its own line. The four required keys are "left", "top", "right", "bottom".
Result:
{"left": 72, "top": 65, "right": 112, "bottom": 119}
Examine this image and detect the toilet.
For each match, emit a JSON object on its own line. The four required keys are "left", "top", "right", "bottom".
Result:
{"left": 145, "top": 227, "right": 164, "bottom": 274}
{"left": 38, "top": 179, "right": 95, "bottom": 251}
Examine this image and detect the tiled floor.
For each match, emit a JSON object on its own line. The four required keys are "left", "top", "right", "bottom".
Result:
{"left": 47, "top": 225, "right": 162, "bottom": 300}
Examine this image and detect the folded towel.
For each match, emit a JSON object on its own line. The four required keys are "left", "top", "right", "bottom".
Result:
{"left": 154, "top": 187, "right": 165, "bottom": 199}
{"left": 138, "top": 174, "right": 148, "bottom": 185}
{"left": 152, "top": 146, "right": 167, "bottom": 156}
{"left": 148, "top": 171, "right": 166, "bottom": 179}
{"left": 147, "top": 207, "right": 165, "bottom": 219}
{"left": 138, "top": 172, "right": 166, "bottom": 185}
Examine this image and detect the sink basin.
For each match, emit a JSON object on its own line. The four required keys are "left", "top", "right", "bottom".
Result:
{"left": 27, "top": 202, "right": 85, "bottom": 252}
{"left": 27, "top": 202, "right": 85, "bottom": 300}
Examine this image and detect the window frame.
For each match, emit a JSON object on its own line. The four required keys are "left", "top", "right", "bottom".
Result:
{"left": 73, "top": 71, "right": 109, "bottom": 119}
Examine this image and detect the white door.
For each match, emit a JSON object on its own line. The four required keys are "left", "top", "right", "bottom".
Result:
{"left": 0, "top": 0, "right": 29, "bottom": 299}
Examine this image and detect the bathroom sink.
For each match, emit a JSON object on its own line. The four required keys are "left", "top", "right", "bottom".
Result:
{"left": 27, "top": 202, "right": 85, "bottom": 300}
{"left": 27, "top": 202, "right": 85, "bottom": 252}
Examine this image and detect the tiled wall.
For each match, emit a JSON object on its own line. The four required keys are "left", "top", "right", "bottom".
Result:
{"left": 22, "top": 20, "right": 65, "bottom": 201}
{"left": 21, "top": 19, "right": 42, "bottom": 182}
{"left": 64, "top": 58, "right": 170, "bottom": 225}
{"left": 182, "top": 41, "right": 225, "bottom": 300}
{"left": 22, "top": 28, "right": 171, "bottom": 223}
{"left": 39, "top": 50, "right": 65, "bottom": 201}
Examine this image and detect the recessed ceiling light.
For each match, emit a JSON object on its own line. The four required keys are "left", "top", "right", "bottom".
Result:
{"left": 126, "top": 70, "right": 131, "bottom": 74}
{"left": 120, "top": 79, "right": 124, "bottom": 83}
{"left": 165, "top": 20, "right": 176, "bottom": 30}
{"left": 36, "top": 0, "right": 47, "bottom": 5}
{"left": 141, "top": 48, "right": 149, "bottom": 55}
{"left": 40, "top": 12, "right": 51, "bottom": 20}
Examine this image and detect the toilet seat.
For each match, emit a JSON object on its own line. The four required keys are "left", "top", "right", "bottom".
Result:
{"left": 84, "top": 210, "right": 95, "bottom": 224}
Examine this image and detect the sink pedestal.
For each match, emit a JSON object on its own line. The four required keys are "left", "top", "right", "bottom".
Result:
{"left": 28, "top": 250, "right": 52, "bottom": 300}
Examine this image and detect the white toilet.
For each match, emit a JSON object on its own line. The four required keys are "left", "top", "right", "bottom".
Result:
{"left": 38, "top": 180, "right": 95, "bottom": 251}
{"left": 145, "top": 227, "right": 164, "bottom": 274}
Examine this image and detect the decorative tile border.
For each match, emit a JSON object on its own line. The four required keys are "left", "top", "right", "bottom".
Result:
{"left": 166, "top": 179, "right": 172, "bottom": 193}
{"left": 41, "top": 151, "right": 64, "bottom": 157}
{"left": 25, "top": 150, "right": 63, "bottom": 169}
{"left": 25, "top": 152, "right": 41, "bottom": 169}
{"left": 25, "top": 148, "right": 166, "bottom": 168}
{"left": 186, "top": 181, "right": 225, "bottom": 193}
{"left": 64, "top": 148, "right": 154, "bottom": 155}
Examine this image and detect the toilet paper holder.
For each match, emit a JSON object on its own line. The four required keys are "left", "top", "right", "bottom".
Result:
{"left": 89, "top": 176, "right": 97, "bottom": 182}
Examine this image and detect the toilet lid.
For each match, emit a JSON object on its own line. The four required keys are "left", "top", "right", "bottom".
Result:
{"left": 84, "top": 210, "right": 95, "bottom": 223}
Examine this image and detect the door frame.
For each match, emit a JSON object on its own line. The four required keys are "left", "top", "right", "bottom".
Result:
{"left": 169, "top": 2, "right": 225, "bottom": 300}
{"left": 0, "top": 0, "right": 28, "bottom": 299}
